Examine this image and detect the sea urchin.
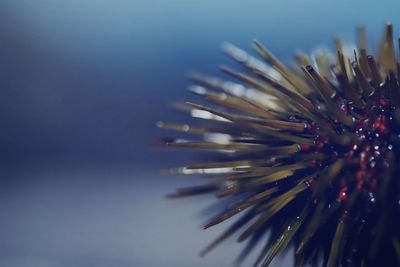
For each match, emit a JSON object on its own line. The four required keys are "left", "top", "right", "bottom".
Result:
{"left": 159, "top": 23, "right": 400, "bottom": 267}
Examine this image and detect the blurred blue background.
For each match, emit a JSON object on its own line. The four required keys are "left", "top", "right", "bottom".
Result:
{"left": 1, "top": 0, "right": 400, "bottom": 266}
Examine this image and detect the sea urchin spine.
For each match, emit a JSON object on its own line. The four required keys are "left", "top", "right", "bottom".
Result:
{"left": 159, "top": 23, "right": 400, "bottom": 267}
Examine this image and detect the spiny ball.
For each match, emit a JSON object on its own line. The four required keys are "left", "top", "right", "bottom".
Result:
{"left": 160, "top": 24, "right": 400, "bottom": 267}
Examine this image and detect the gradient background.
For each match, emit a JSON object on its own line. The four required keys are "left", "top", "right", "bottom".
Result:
{"left": 1, "top": 0, "right": 400, "bottom": 266}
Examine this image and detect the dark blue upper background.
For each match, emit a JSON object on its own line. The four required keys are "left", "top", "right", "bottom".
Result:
{"left": 2, "top": 0, "right": 399, "bottom": 169}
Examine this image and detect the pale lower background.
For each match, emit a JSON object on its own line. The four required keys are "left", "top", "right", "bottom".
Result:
{"left": 0, "top": 166, "right": 295, "bottom": 266}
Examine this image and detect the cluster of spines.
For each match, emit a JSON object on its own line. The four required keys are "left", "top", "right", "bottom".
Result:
{"left": 160, "top": 23, "right": 400, "bottom": 266}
